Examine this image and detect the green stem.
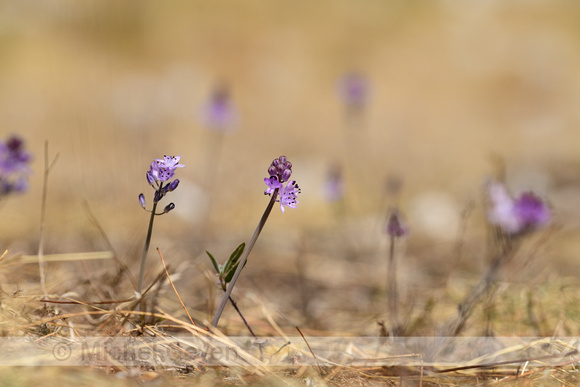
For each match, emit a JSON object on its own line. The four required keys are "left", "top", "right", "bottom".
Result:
{"left": 211, "top": 190, "right": 278, "bottom": 329}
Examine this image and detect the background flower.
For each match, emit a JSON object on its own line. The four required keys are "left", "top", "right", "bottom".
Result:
{"left": 0, "top": 135, "right": 32, "bottom": 195}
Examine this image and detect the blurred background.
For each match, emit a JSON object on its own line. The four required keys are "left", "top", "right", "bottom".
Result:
{"left": 1, "top": 0, "right": 580, "bottom": 335}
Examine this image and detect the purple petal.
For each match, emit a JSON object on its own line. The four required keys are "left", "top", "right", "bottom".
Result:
{"left": 514, "top": 192, "right": 550, "bottom": 229}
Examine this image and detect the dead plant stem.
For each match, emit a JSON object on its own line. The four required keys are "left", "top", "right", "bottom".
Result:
{"left": 38, "top": 141, "right": 59, "bottom": 298}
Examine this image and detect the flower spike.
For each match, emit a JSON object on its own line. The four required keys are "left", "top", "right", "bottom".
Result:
{"left": 264, "top": 156, "right": 301, "bottom": 212}
{"left": 137, "top": 155, "right": 185, "bottom": 303}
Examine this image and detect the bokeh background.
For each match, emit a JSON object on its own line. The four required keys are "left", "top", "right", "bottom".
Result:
{"left": 2, "top": 0, "right": 580, "bottom": 335}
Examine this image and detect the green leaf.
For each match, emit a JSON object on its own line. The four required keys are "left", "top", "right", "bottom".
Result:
{"left": 205, "top": 250, "right": 220, "bottom": 274}
{"left": 223, "top": 243, "right": 246, "bottom": 284}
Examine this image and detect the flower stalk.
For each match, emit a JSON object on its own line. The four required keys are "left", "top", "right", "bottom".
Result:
{"left": 439, "top": 181, "right": 551, "bottom": 337}
{"left": 137, "top": 193, "right": 160, "bottom": 299}
{"left": 211, "top": 155, "right": 300, "bottom": 330}
{"left": 211, "top": 190, "right": 278, "bottom": 329}
{"left": 385, "top": 209, "right": 408, "bottom": 336}
{"left": 136, "top": 156, "right": 184, "bottom": 303}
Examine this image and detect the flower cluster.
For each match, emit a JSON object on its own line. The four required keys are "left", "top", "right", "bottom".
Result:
{"left": 140, "top": 155, "right": 184, "bottom": 212}
{"left": 264, "top": 155, "right": 301, "bottom": 213}
{"left": 486, "top": 180, "right": 550, "bottom": 235}
{"left": 0, "top": 135, "right": 32, "bottom": 195}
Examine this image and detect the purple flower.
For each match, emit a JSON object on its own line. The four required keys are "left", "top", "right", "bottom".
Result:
{"left": 338, "top": 71, "right": 370, "bottom": 108}
{"left": 142, "top": 155, "right": 184, "bottom": 209}
{"left": 264, "top": 176, "right": 283, "bottom": 195}
{"left": 0, "top": 135, "right": 32, "bottom": 195}
{"left": 513, "top": 192, "right": 551, "bottom": 230}
{"left": 385, "top": 209, "right": 409, "bottom": 238}
{"left": 156, "top": 155, "right": 185, "bottom": 170}
{"left": 147, "top": 155, "right": 185, "bottom": 184}
{"left": 487, "top": 181, "right": 550, "bottom": 234}
{"left": 264, "top": 156, "right": 300, "bottom": 212}
{"left": 487, "top": 182, "right": 520, "bottom": 233}
{"left": 199, "top": 86, "right": 238, "bottom": 132}
{"left": 278, "top": 180, "right": 301, "bottom": 213}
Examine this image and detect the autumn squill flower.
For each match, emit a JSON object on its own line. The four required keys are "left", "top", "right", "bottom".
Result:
{"left": 0, "top": 135, "right": 32, "bottom": 196}
{"left": 137, "top": 155, "right": 185, "bottom": 303}
{"left": 199, "top": 85, "right": 238, "bottom": 133}
{"left": 384, "top": 208, "right": 409, "bottom": 336}
{"left": 487, "top": 180, "right": 550, "bottom": 235}
{"left": 263, "top": 155, "right": 300, "bottom": 213}
{"left": 211, "top": 155, "right": 300, "bottom": 329}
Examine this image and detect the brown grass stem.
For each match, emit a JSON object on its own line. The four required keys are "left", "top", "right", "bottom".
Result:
{"left": 296, "top": 326, "right": 324, "bottom": 376}
{"left": 157, "top": 248, "right": 197, "bottom": 327}
{"left": 38, "top": 141, "right": 59, "bottom": 299}
{"left": 82, "top": 200, "right": 136, "bottom": 289}
{"left": 39, "top": 298, "right": 135, "bottom": 305}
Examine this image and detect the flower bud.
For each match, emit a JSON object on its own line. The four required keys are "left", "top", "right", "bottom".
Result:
{"left": 163, "top": 203, "right": 175, "bottom": 214}
{"left": 146, "top": 171, "right": 155, "bottom": 186}
{"left": 138, "top": 193, "right": 146, "bottom": 208}
{"left": 268, "top": 165, "right": 277, "bottom": 177}
{"left": 154, "top": 190, "right": 163, "bottom": 203}
{"left": 168, "top": 179, "right": 180, "bottom": 192}
{"left": 282, "top": 168, "right": 292, "bottom": 183}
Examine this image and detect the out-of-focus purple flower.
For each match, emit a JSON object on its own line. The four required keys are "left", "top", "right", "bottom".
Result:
{"left": 1, "top": 136, "right": 31, "bottom": 173}
{"left": 163, "top": 202, "right": 175, "bottom": 214}
{"left": 322, "top": 165, "right": 345, "bottom": 202}
{"left": 385, "top": 209, "right": 409, "bottom": 238}
{"left": 0, "top": 135, "right": 32, "bottom": 195}
{"left": 487, "top": 181, "right": 520, "bottom": 233}
{"left": 337, "top": 71, "right": 370, "bottom": 109}
{"left": 486, "top": 180, "right": 550, "bottom": 234}
{"left": 264, "top": 155, "right": 300, "bottom": 212}
{"left": 513, "top": 192, "right": 551, "bottom": 230}
{"left": 199, "top": 85, "right": 238, "bottom": 133}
